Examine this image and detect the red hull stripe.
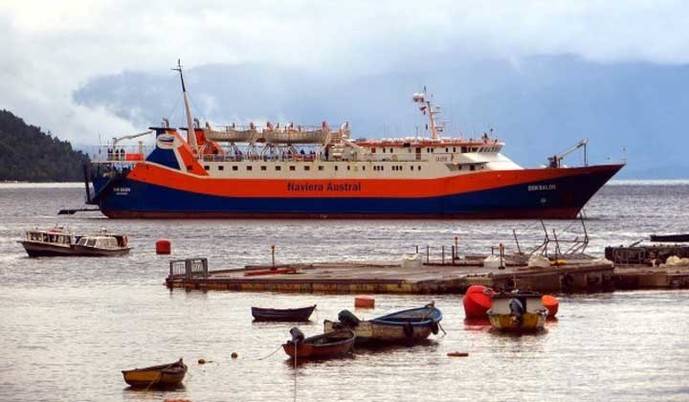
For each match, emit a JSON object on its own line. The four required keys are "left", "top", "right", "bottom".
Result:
{"left": 127, "top": 163, "right": 624, "bottom": 199}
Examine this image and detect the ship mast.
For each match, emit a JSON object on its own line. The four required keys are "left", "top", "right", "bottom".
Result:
{"left": 172, "top": 59, "right": 198, "bottom": 153}
{"left": 412, "top": 87, "right": 442, "bottom": 140}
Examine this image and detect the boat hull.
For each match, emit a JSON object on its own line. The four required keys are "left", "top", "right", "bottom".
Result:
{"left": 121, "top": 360, "right": 187, "bottom": 388}
{"left": 487, "top": 312, "right": 547, "bottom": 333}
{"left": 71, "top": 245, "right": 131, "bottom": 257}
{"left": 282, "top": 330, "right": 355, "bottom": 359}
{"left": 18, "top": 241, "right": 75, "bottom": 257}
{"left": 324, "top": 320, "right": 434, "bottom": 344}
{"left": 251, "top": 305, "right": 316, "bottom": 321}
{"left": 92, "top": 164, "right": 623, "bottom": 219}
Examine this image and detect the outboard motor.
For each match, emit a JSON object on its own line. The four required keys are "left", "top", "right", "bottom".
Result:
{"left": 289, "top": 327, "right": 305, "bottom": 344}
{"left": 509, "top": 298, "right": 525, "bottom": 325}
{"left": 338, "top": 310, "right": 361, "bottom": 328}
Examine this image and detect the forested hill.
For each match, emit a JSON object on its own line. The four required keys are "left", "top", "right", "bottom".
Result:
{"left": 0, "top": 110, "right": 89, "bottom": 181}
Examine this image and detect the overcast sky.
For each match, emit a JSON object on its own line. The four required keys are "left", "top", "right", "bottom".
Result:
{"left": 1, "top": 0, "right": 688, "bottom": 144}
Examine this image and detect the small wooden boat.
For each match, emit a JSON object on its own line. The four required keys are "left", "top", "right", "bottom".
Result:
{"left": 650, "top": 234, "right": 689, "bottom": 243}
{"left": 282, "top": 327, "right": 355, "bottom": 359}
{"left": 251, "top": 305, "right": 316, "bottom": 321}
{"left": 487, "top": 291, "right": 547, "bottom": 333}
{"left": 324, "top": 303, "right": 443, "bottom": 345}
{"left": 121, "top": 358, "right": 187, "bottom": 388}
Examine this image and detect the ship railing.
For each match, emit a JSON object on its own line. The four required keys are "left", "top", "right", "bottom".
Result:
{"left": 168, "top": 258, "right": 208, "bottom": 280}
{"left": 92, "top": 145, "right": 154, "bottom": 163}
{"left": 200, "top": 153, "right": 322, "bottom": 163}
{"left": 216, "top": 124, "right": 328, "bottom": 131}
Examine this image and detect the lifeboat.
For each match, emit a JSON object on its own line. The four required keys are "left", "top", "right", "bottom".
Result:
{"left": 263, "top": 121, "right": 330, "bottom": 144}
{"left": 204, "top": 122, "right": 258, "bottom": 143}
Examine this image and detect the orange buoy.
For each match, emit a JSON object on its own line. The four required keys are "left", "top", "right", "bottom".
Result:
{"left": 542, "top": 294, "right": 559, "bottom": 318}
{"left": 354, "top": 295, "right": 375, "bottom": 309}
{"left": 463, "top": 285, "right": 494, "bottom": 319}
{"left": 156, "top": 239, "right": 171, "bottom": 255}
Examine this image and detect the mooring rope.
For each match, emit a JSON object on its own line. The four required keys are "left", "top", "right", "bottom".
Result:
{"left": 293, "top": 342, "right": 298, "bottom": 402}
{"left": 438, "top": 322, "right": 447, "bottom": 336}
{"left": 257, "top": 344, "right": 284, "bottom": 360}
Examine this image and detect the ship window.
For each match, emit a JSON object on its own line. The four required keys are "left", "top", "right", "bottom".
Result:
{"left": 218, "top": 165, "right": 224, "bottom": 171}
{"left": 204, "top": 165, "right": 209, "bottom": 170}
{"left": 418, "top": 166, "right": 422, "bottom": 171}
{"left": 470, "top": 165, "right": 475, "bottom": 171}
{"left": 390, "top": 148, "right": 393, "bottom": 153}
{"left": 371, "top": 148, "right": 376, "bottom": 153}
{"left": 304, "top": 166, "right": 310, "bottom": 171}
{"left": 362, "top": 166, "right": 366, "bottom": 171}
{"left": 382, "top": 148, "right": 386, "bottom": 153}
{"left": 261, "top": 166, "right": 267, "bottom": 171}
{"left": 453, "top": 147, "right": 456, "bottom": 152}
{"left": 461, "top": 146, "right": 467, "bottom": 153}
{"left": 232, "top": 166, "right": 238, "bottom": 171}
{"left": 318, "top": 166, "right": 324, "bottom": 171}
{"left": 347, "top": 166, "right": 351, "bottom": 171}
{"left": 246, "top": 166, "right": 253, "bottom": 171}
{"left": 275, "top": 166, "right": 282, "bottom": 171}
{"left": 446, "top": 148, "right": 449, "bottom": 152}
{"left": 289, "top": 166, "right": 296, "bottom": 171}
{"left": 335, "top": 165, "right": 339, "bottom": 171}
{"left": 411, "top": 166, "right": 414, "bottom": 171}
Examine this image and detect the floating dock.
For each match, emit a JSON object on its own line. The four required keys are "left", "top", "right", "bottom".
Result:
{"left": 164, "top": 258, "right": 664, "bottom": 294}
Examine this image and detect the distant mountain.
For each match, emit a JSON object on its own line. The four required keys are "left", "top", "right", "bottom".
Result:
{"left": 0, "top": 110, "right": 89, "bottom": 182}
{"left": 73, "top": 55, "right": 689, "bottom": 178}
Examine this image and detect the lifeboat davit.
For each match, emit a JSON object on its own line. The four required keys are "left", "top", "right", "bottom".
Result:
{"left": 542, "top": 294, "right": 559, "bottom": 318}
{"left": 463, "top": 285, "right": 495, "bottom": 319}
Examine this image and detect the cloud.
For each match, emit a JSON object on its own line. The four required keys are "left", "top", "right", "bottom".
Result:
{"left": 1, "top": 0, "right": 689, "bottom": 143}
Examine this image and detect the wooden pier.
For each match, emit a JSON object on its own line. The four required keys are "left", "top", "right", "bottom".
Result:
{"left": 163, "top": 257, "right": 647, "bottom": 294}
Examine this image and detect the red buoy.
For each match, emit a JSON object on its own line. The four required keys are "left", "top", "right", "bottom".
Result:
{"left": 354, "top": 295, "right": 375, "bottom": 309}
{"left": 463, "top": 285, "right": 494, "bottom": 319}
{"left": 156, "top": 239, "right": 171, "bottom": 255}
{"left": 542, "top": 294, "right": 559, "bottom": 318}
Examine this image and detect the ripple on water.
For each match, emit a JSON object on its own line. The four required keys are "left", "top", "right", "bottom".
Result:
{"left": 1, "top": 184, "right": 689, "bottom": 401}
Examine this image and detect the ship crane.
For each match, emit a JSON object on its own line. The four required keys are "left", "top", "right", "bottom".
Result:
{"left": 109, "top": 130, "right": 152, "bottom": 160}
{"left": 548, "top": 138, "right": 588, "bottom": 168}
{"left": 111, "top": 130, "right": 153, "bottom": 148}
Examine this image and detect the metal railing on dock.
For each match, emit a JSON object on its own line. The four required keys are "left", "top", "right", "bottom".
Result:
{"left": 168, "top": 258, "right": 208, "bottom": 280}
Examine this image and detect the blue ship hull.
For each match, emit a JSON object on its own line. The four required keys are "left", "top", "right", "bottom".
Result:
{"left": 90, "top": 163, "right": 622, "bottom": 219}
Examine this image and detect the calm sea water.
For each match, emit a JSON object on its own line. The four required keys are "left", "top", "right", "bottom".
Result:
{"left": 1, "top": 182, "right": 688, "bottom": 401}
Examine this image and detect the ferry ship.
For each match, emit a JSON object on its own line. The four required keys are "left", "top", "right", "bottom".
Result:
{"left": 84, "top": 62, "right": 623, "bottom": 219}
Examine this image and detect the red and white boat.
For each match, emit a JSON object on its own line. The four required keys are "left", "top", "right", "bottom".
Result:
{"left": 85, "top": 62, "right": 623, "bottom": 219}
